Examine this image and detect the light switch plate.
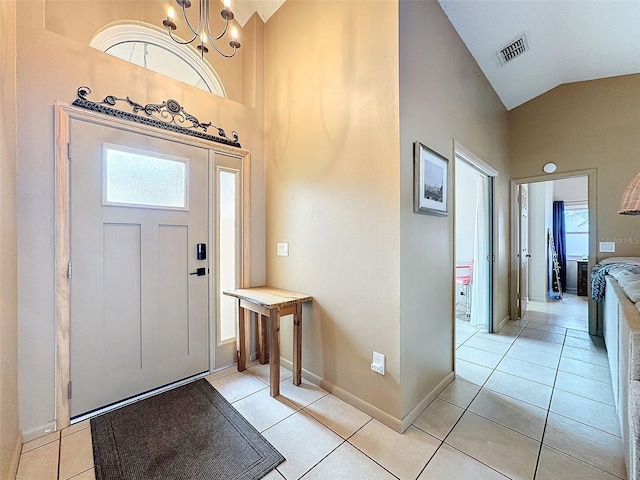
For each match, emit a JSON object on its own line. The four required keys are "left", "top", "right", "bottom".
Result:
{"left": 277, "top": 243, "right": 289, "bottom": 256}
{"left": 599, "top": 241, "right": 616, "bottom": 253}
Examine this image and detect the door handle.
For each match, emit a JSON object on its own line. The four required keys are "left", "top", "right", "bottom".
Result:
{"left": 190, "top": 267, "right": 207, "bottom": 276}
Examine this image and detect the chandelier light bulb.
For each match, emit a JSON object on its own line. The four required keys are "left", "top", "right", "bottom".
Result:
{"left": 162, "top": 0, "right": 240, "bottom": 58}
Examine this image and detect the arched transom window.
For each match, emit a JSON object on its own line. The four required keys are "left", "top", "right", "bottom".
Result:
{"left": 91, "top": 22, "right": 226, "bottom": 97}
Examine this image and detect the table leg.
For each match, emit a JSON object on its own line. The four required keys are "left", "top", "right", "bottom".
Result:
{"left": 293, "top": 303, "right": 302, "bottom": 385}
{"left": 258, "top": 314, "right": 268, "bottom": 365}
{"left": 237, "top": 304, "right": 250, "bottom": 372}
{"left": 269, "top": 307, "right": 280, "bottom": 397}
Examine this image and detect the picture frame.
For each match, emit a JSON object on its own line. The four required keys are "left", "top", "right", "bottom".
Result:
{"left": 414, "top": 142, "right": 448, "bottom": 216}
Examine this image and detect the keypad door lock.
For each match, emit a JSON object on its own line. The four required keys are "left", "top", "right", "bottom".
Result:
{"left": 197, "top": 243, "right": 206, "bottom": 260}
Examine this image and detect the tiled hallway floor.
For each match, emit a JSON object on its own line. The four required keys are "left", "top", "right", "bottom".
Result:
{"left": 17, "top": 296, "right": 626, "bottom": 479}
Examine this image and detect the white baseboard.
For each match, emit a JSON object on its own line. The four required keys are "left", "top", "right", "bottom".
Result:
{"left": 496, "top": 315, "right": 511, "bottom": 332}
{"left": 7, "top": 431, "right": 22, "bottom": 480}
{"left": 528, "top": 296, "right": 547, "bottom": 303}
{"left": 21, "top": 421, "right": 56, "bottom": 443}
{"left": 400, "top": 371, "right": 455, "bottom": 432}
{"left": 280, "top": 358, "right": 454, "bottom": 433}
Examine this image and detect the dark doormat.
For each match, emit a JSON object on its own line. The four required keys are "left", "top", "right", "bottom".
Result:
{"left": 90, "top": 379, "right": 284, "bottom": 480}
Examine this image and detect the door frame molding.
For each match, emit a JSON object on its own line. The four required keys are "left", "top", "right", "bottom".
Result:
{"left": 54, "top": 102, "right": 251, "bottom": 429}
{"left": 453, "top": 140, "right": 498, "bottom": 336}
{"left": 510, "top": 169, "right": 597, "bottom": 333}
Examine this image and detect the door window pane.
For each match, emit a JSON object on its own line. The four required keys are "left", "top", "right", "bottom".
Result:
{"left": 104, "top": 146, "right": 188, "bottom": 209}
{"left": 218, "top": 170, "right": 238, "bottom": 343}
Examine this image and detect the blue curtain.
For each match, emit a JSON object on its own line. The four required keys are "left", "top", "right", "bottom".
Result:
{"left": 552, "top": 201, "right": 567, "bottom": 292}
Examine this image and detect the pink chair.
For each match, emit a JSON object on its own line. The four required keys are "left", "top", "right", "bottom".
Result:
{"left": 456, "top": 260, "right": 474, "bottom": 317}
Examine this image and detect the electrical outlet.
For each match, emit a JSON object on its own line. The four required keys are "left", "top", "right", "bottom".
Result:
{"left": 599, "top": 241, "right": 616, "bottom": 253}
{"left": 371, "top": 363, "right": 384, "bottom": 375}
{"left": 371, "top": 351, "right": 385, "bottom": 375}
{"left": 277, "top": 243, "right": 289, "bottom": 256}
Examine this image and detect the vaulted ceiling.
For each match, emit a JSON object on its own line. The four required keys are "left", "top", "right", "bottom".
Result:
{"left": 439, "top": 0, "right": 640, "bottom": 110}
{"left": 234, "top": 0, "right": 640, "bottom": 111}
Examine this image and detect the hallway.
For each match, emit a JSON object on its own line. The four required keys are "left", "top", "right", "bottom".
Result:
{"left": 16, "top": 295, "right": 624, "bottom": 479}
{"left": 454, "top": 294, "right": 624, "bottom": 478}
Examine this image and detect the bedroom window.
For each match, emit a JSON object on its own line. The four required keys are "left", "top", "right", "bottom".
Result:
{"left": 564, "top": 204, "right": 589, "bottom": 258}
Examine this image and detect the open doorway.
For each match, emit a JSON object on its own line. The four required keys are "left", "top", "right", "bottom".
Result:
{"left": 512, "top": 171, "right": 597, "bottom": 335}
{"left": 454, "top": 144, "right": 496, "bottom": 345}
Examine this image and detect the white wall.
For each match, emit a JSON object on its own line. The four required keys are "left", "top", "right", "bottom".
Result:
{"left": 553, "top": 176, "right": 588, "bottom": 202}
{"left": 554, "top": 176, "right": 588, "bottom": 292}
{"left": 455, "top": 159, "right": 479, "bottom": 264}
{"left": 528, "top": 176, "right": 588, "bottom": 297}
{"left": 527, "top": 182, "right": 552, "bottom": 301}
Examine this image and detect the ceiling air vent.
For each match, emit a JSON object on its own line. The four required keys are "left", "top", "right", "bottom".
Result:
{"left": 497, "top": 33, "right": 529, "bottom": 65}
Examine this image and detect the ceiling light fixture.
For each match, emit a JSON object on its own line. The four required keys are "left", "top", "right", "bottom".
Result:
{"left": 618, "top": 172, "right": 640, "bottom": 215}
{"left": 162, "top": 0, "right": 241, "bottom": 59}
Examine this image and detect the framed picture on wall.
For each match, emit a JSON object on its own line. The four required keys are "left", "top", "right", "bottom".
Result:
{"left": 414, "top": 142, "right": 448, "bottom": 216}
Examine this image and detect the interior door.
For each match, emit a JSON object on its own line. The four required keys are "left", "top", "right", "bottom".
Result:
{"left": 69, "top": 119, "right": 209, "bottom": 417}
{"left": 518, "top": 184, "right": 530, "bottom": 318}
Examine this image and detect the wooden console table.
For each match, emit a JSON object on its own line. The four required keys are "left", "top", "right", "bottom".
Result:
{"left": 223, "top": 287, "right": 313, "bottom": 397}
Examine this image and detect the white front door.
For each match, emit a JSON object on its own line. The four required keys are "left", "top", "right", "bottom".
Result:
{"left": 69, "top": 119, "right": 209, "bottom": 417}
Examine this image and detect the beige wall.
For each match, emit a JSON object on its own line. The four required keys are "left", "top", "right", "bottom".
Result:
{"left": 16, "top": 0, "right": 266, "bottom": 438}
{"left": 264, "top": 0, "right": 510, "bottom": 427}
{"left": 399, "top": 1, "right": 510, "bottom": 417}
{"left": 264, "top": 0, "right": 402, "bottom": 421}
{"left": 510, "top": 75, "right": 640, "bottom": 260}
{"left": 0, "top": 0, "right": 21, "bottom": 476}
{"left": 45, "top": 0, "right": 246, "bottom": 104}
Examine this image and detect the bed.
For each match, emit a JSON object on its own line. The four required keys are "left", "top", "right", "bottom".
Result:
{"left": 593, "top": 257, "right": 640, "bottom": 480}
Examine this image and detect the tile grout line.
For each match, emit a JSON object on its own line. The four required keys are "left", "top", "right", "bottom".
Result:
{"left": 548, "top": 411, "right": 622, "bottom": 439}
{"left": 421, "top": 319, "right": 535, "bottom": 479}
{"left": 436, "top": 443, "right": 512, "bottom": 480}
{"left": 457, "top": 321, "right": 562, "bottom": 438}
{"left": 440, "top": 311, "right": 621, "bottom": 479}
{"left": 331, "top": 417, "right": 403, "bottom": 480}
{"left": 540, "top": 444, "right": 626, "bottom": 480}
{"left": 531, "top": 325, "right": 566, "bottom": 480}
{"left": 442, "top": 322, "right": 524, "bottom": 434}
{"left": 296, "top": 439, "right": 349, "bottom": 480}
{"left": 345, "top": 432, "right": 405, "bottom": 479}
{"left": 56, "top": 431, "right": 62, "bottom": 480}
{"left": 411, "top": 439, "right": 445, "bottom": 480}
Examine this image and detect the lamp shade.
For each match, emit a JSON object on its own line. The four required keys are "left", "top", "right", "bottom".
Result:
{"left": 618, "top": 172, "right": 640, "bottom": 215}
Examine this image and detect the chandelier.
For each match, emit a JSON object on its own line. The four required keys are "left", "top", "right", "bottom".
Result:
{"left": 162, "top": 0, "right": 241, "bottom": 58}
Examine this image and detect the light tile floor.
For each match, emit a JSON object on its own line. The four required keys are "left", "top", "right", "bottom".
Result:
{"left": 16, "top": 295, "right": 626, "bottom": 479}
